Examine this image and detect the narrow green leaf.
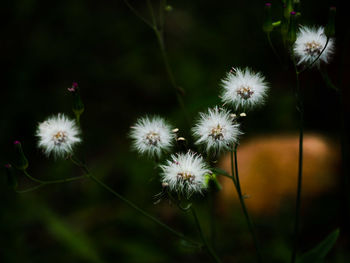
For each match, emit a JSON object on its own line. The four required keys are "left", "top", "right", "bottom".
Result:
{"left": 211, "top": 168, "right": 231, "bottom": 178}
{"left": 296, "top": 228, "right": 340, "bottom": 263}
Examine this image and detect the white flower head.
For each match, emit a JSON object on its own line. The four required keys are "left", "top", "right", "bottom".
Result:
{"left": 130, "top": 116, "right": 174, "bottom": 158}
{"left": 160, "top": 151, "right": 211, "bottom": 197}
{"left": 220, "top": 67, "right": 269, "bottom": 110}
{"left": 293, "top": 26, "right": 334, "bottom": 66}
{"left": 192, "top": 106, "right": 241, "bottom": 153}
{"left": 36, "top": 113, "right": 81, "bottom": 158}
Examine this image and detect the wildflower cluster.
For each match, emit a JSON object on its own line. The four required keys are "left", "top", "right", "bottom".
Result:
{"left": 130, "top": 67, "right": 269, "bottom": 198}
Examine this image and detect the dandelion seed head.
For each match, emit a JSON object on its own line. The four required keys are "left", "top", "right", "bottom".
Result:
{"left": 130, "top": 116, "right": 174, "bottom": 158}
{"left": 293, "top": 26, "right": 334, "bottom": 66}
{"left": 221, "top": 68, "right": 269, "bottom": 110}
{"left": 192, "top": 107, "right": 241, "bottom": 153}
{"left": 36, "top": 114, "right": 81, "bottom": 158}
{"left": 160, "top": 151, "right": 211, "bottom": 197}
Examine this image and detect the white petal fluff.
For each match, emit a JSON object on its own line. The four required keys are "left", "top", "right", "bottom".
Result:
{"left": 192, "top": 106, "right": 240, "bottom": 153}
{"left": 160, "top": 151, "right": 211, "bottom": 197}
{"left": 36, "top": 114, "right": 81, "bottom": 158}
{"left": 293, "top": 26, "right": 334, "bottom": 66}
{"left": 221, "top": 68, "right": 269, "bottom": 110}
{"left": 130, "top": 116, "right": 174, "bottom": 158}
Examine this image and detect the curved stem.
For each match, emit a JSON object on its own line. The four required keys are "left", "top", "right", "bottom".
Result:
{"left": 266, "top": 32, "right": 283, "bottom": 64}
{"left": 190, "top": 207, "right": 221, "bottom": 263}
{"left": 23, "top": 170, "right": 84, "bottom": 185}
{"left": 16, "top": 184, "right": 46, "bottom": 193}
{"left": 212, "top": 167, "right": 234, "bottom": 180}
{"left": 298, "top": 37, "right": 329, "bottom": 74}
{"left": 291, "top": 60, "right": 304, "bottom": 263}
{"left": 153, "top": 29, "right": 190, "bottom": 125}
{"left": 70, "top": 157, "right": 201, "bottom": 247}
{"left": 121, "top": 0, "right": 190, "bottom": 125}
{"left": 122, "top": 0, "right": 154, "bottom": 29}
{"left": 231, "top": 144, "right": 263, "bottom": 263}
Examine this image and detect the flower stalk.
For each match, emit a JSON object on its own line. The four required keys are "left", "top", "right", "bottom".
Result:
{"left": 290, "top": 58, "right": 303, "bottom": 263}
{"left": 190, "top": 206, "right": 221, "bottom": 263}
{"left": 70, "top": 156, "right": 202, "bottom": 247}
{"left": 231, "top": 144, "right": 263, "bottom": 263}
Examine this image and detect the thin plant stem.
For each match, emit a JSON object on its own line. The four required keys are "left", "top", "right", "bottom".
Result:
{"left": 159, "top": 0, "right": 166, "bottom": 31}
{"left": 123, "top": 0, "right": 190, "bottom": 125}
{"left": 231, "top": 144, "right": 263, "bottom": 263}
{"left": 16, "top": 184, "right": 46, "bottom": 193}
{"left": 219, "top": 172, "right": 234, "bottom": 180}
{"left": 230, "top": 150, "right": 238, "bottom": 188}
{"left": 122, "top": 0, "right": 154, "bottom": 29}
{"left": 152, "top": 20, "right": 190, "bottom": 126}
{"left": 23, "top": 170, "right": 84, "bottom": 185}
{"left": 209, "top": 192, "right": 216, "bottom": 248}
{"left": 146, "top": 0, "right": 157, "bottom": 27}
{"left": 70, "top": 156, "right": 202, "bottom": 247}
{"left": 16, "top": 170, "right": 84, "bottom": 193}
{"left": 291, "top": 59, "right": 303, "bottom": 263}
{"left": 267, "top": 32, "right": 283, "bottom": 64}
{"left": 190, "top": 206, "right": 221, "bottom": 263}
{"left": 289, "top": 34, "right": 329, "bottom": 263}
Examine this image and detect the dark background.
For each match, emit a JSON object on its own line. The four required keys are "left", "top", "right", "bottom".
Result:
{"left": 1, "top": 0, "right": 349, "bottom": 262}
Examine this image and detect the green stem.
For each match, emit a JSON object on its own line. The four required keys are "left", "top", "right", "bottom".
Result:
{"left": 147, "top": 0, "right": 189, "bottom": 125}
{"left": 209, "top": 192, "right": 216, "bottom": 248}
{"left": 231, "top": 145, "right": 263, "bottom": 263}
{"left": 23, "top": 170, "right": 84, "bottom": 185}
{"left": 122, "top": 0, "right": 154, "bottom": 28}
{"left": 70, "top": 157, "right": 201, "bottom": 247}
{"left": 230, "top": 150, "right": 238, "bottom": 188}
{"left": 153, "top": 29, "right": 190, "bottom": 125}
{"left": 266, "top": 32, "right": 282, "bottom": 64}
{"left": 291, "top": 60, "right": 303, "bottom": 263}
{"left": 190, "top": 207, "right": 221, "bottom": 263}
{"left": 122, "top": 0, "right": 190, "bottom": 125}
{"left": 16, "top": 184, "right": 46, "bottom": 193}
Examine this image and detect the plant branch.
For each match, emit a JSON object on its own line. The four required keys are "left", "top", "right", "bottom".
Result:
{"left": 70, "top": 156, "right": 201, "bottom": 247}
{"left": 122, "top": 0, "right": 154, "bottom": 29}
{"left": 191, "top": 206, "right": 221, "bottom": 263}
{"left": 291, "top": 58, "right": 304, "bottom": 263}
{"left": 231, "top": 144, "right": 263, "bottom": 263}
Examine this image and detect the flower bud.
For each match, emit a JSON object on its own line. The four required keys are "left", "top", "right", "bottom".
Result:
{"left": 13, "top": 141, "right": 28, "bottom": 171}
{"left": 205, "top": 173, "right": 222, "bottom": 192}
{"left": 4, "top": 164, "right": 18, "bottom": 190}
{"left": 68, "top": 82, "right": 84, "bottom": 124}
{"left": 287, "top": 11, "right": 297, "bottom": 46}
{"left": 263, "top": 3, "right": 274, "bottom": 33}
{"left": 325, "top": 6, "right": 336, "bottom": 38}
{"left": 283, "top": 0, "right": 293, "bottom": 19}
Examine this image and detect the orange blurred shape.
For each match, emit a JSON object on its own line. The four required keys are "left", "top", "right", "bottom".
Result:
{"left": 217, "top": 133, "right": 340, "bottom": 215}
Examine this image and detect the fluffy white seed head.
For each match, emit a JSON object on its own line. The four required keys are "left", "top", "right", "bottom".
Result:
{"left": 160, "top": 151, "right": 211, "bottom": 197}
{"left": 293, "top": 26, "right": 334, "bottom": 66}
{"left": 36, "top": 114, "right": 81, "bottom": 158}
{"left": 130, "top": 116, "right": 174, "bottom": 158}
{"left": 221, "top": 68, "right": 269, "bottom": 110}
{"left": 192, "top": 106, "right": 241, "bottom": 153}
